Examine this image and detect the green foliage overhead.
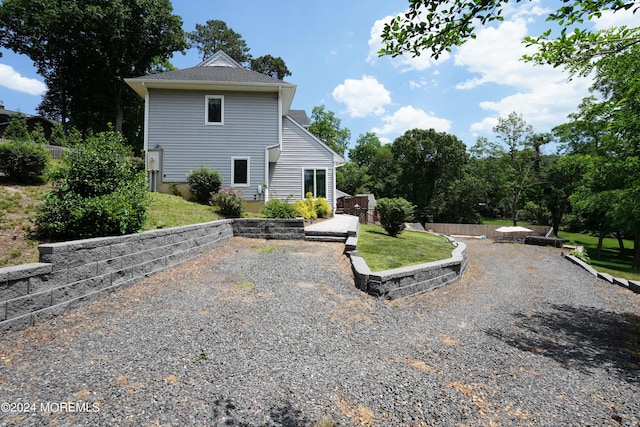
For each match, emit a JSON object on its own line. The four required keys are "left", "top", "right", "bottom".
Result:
{"left": 0, "top": 0, "right": 187, "bottom": 138}
{"left": 379, "top": 0, "right": 639, "bottom": 75}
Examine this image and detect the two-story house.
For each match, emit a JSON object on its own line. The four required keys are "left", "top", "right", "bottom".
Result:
{"left": 125, "top": 51, "right": 345, "bottom": 212}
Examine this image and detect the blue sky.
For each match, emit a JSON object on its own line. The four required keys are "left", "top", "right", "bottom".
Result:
{"left": 0, "top": 1, "right": 636, "bottom": 152}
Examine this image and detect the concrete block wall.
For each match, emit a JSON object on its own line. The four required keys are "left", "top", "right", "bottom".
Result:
{"left": 232, "top": 218, "right": 305, "bottom": 240}
{"left": 349, "top": 235, "right": 468, "bottom": 299}
{"left": 0, "top": 218, "right": 305, "bottom": 333}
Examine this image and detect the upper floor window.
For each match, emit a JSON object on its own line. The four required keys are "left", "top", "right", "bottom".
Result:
{"left": 206, "top": 95, "right": 224, "bottom": 125}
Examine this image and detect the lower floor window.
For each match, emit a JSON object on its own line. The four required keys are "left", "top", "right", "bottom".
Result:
{"left": 232, "top": 157, "right": 249, "bottom": 186}
{"left": 304, "top": 168, "right": 327, "bottom": 198}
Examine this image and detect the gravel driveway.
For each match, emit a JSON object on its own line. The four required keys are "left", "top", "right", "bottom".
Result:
{"left": 1, "top": 237, "right": 639, "bottom": 426}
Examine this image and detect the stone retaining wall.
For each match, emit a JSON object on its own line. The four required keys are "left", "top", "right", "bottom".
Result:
{"left": 0, "top": 218, "right": 304, "bottom": 333}
{"left": 349, "top": 235, "right": 468, "bottom": 299}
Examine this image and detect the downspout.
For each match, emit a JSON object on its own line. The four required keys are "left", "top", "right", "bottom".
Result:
{"left": 264, "top": 87, "right": 284, "bottom": 203}
{"left": 278, "top": 86, "right": 282, "bottom": 150}
{"left": 143, "top": 83, "right": 154, "bottom": 191}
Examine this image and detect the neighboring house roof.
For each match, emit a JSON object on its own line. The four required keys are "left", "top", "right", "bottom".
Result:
{"left": 288, "top": 110, "right": 310, "bottom": 128}
{"left": 125, "top": 51, "right": 297, "bottom": 114}
{"left": 0, "top": 102, "right": 56, "bottom": 139}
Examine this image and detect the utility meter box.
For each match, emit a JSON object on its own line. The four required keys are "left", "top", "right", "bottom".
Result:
{"left": 146, "top": 147, "right": 162, "bottom": 172}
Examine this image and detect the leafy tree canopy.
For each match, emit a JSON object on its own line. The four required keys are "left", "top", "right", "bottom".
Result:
{"left": 188, "top": 20, "right": 291, "bottom": 81}
{"left": 308, "top": 105, "right": 351, "bottom": 158}
{"left": 250, "top": 55, "right": 292, "bottom": 80}
{"left": 379, "top": 0, "right": 639, "bottom": 75}
{"left": 0, "top": 0, "right": 187, "bottom": 139}
{"left": 187, "top": 19, "right": 251, "bottom": 64}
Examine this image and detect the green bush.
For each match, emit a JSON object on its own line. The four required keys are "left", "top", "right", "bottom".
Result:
{"left": 314, "top": 197, "right": 332, "bottom": 218}
{"left": 293, "top": 193, "right": 317, "bottom": 220}
{"left": 0, "top": 141, "right": 50, "bottom": 182}
{"left": 569, "top": 249, "right": 590, "bottom": 264}
{"left": 261, "top": 196, "right": 298, "bottom": 218}
{"left": 376, "top": 197, "right": 415, "bottom": 237}
{"left": 213, "top": 187, "right": 244, "bottom": 218}
{"left": 33, "top": 131, "right": 149, "bottom": 240}
{"left": 187, "top": 165, "right": 223, "bottom": 203}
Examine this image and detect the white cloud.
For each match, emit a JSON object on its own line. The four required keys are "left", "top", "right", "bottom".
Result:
{"left": 453, "top": 16, "right": 591, "bottom": 135}
{"left": 373, "top": 106, "right": 452, "bottom": 137}
{"left": 0, "top": 64, "right": 46, "bottom": 96}
{"left": 367, "top": 13, "right": 449, "bottom": 71}
{"left": 332, "top": 75, "right": 391, "bottom": 118}
{"left": 592, "top": 7, "right": 638, "bottom": 30}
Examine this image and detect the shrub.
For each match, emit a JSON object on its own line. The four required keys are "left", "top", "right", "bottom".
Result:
{"left": 3, "top": 113, "right": 30, "bottom": 142}
{"left": 569, "top": 249, "right": 590, "bottom": 264}
{"left": 261, "top": 196, "right": 298, "bottom": 218}
{"left": 0, "top": 141, "right": 50, "bottom": 182}
{"left": 32, "top": 131, "right": 149, "bottom": 240}
{"left": 213, "top": 187, "right": 244, "bottom": 218}
{"left": 314, "top": 197, "right": 332, "bottom": 218}
{"left": 293, "top": 192, "right": 317, "bottom": 220}
{"left": 376, "top": 197, "right": 415, "bottom": 237}
{"left": 187, "top": 165, "right": 223, "bottom": 203}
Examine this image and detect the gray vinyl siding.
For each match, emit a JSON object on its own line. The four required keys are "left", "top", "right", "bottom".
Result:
{"left": 147, "top": 89, "right": 278, "bottom": 200}
{"left": 269, "top": 117, "right": 337, "bottom": 208}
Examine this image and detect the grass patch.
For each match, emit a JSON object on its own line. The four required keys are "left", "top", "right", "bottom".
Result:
{"left": 558, "top": 230, "right": 640, "bottom": 281}
{"left": 357, "top": 223, "right": 454, "bottom": 272}
{"left": 143, "top": 193, "right": 220, "bottom": 230}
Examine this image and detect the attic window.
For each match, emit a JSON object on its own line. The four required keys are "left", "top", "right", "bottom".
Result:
{"left": 206, "top": 95, "right": 224, "bottom": 125}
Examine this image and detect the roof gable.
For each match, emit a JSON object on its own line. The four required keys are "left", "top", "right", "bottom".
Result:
{"left": 125, "top": 51, "right": 297, "bottom": 114}
{"left": 198, "top": 51, "right": 243, "bottom": 68}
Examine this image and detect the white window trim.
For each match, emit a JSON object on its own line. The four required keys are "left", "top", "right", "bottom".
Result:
{"left": 205, "top": 95, "right": 224, "bottom": 125}
{"left": 302, "top": 168, "right": 328, "bottom": 199}
{"left": 231, "top": 157, "right": 250, "bottom": 187}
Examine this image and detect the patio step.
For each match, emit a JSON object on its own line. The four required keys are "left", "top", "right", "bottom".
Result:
{"left": 305, "top": 230, "right": 348, "bottom": 243}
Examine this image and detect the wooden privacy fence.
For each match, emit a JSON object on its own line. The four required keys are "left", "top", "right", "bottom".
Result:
{"left": 423, "top": 223, "right": 551, "bottom": 239}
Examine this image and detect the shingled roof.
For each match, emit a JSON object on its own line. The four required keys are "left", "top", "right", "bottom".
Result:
{"left": 125, "top": 51, "right": 297, "bottom": 113}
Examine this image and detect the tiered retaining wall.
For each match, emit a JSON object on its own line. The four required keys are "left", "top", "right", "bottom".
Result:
{"left": 348, "top": 236, "right": 468, "bottom": 299}
{"left": 0, "top": 219, "right": 305, "bottom": 333}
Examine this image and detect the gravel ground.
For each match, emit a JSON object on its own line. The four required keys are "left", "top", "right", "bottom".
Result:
{"left": 0, "top": 237, "right": 639, "bottom": 426}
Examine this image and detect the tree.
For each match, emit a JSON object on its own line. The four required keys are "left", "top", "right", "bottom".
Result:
{"left": 556, "top": 45, "right": 640, "bottom": 269}
{"left": 187, "top": 19, "right": 251, "bottom": 64}
{"left": 250, "top": 55, "right": 292, "bottom": 80}
{"left": 0, "top": 0, "right": 187, "bottom": 138}
{"left": 368, "top": 144, "right": 400, "bottom": 199}
{"left": 308, "top": 105, "right": 351, "bottom": 158}
{"left": 2, "top": 112, "right": 30, "bottom": 142}
{"left": 391, "top": 128, "right": 468, "bottom": 223}
{"left": 349, "top": 132, "right": 382, "bottom": 167}
{"left": 379, "top": 0, "right": 639, "bottom": 75}
{"left": 491, "top": 113, "right": 539, "bottom": 225}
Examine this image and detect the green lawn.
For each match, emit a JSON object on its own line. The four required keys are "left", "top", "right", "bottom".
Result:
{"left": 483, "top": 218, "right": 640, "bottom": 281}
{"left": 143, "top": 192, "right": 222, "bottom": 230}
{"left": 357, "top": 223, "right": 455, "bottom": 272}
{"left": 557, "top": 230, "right": 640, "bottom": 281}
